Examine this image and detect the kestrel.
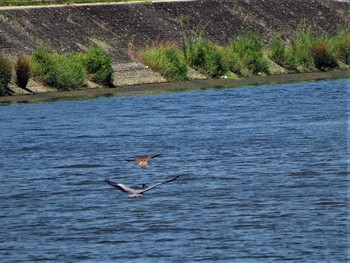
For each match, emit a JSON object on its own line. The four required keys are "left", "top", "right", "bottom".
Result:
{"left": 126, "top": 154, "right": 160, "bottom": 168}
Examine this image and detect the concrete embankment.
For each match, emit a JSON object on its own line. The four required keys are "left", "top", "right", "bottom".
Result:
{"left": 0, "top": 0, "right": 349, "bottom": 98}
{"left": 1, "top": 71, "right": 349, "bottom": 104}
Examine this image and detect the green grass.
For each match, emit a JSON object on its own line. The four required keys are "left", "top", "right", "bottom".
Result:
{"left": 29, "top": 45, "right": 114, "bottom": 90}
{"left": 268, "top": 29, "right": 344, "bottom": 72}
{"left": 1, "top": 27, "right": 349, "bottom": 97}
{"left": 224, "top": 32, "right": 269, "bottom": 77}
{"left": 268, "top": 37, "right": 286, "bottom": 67}
{"left": 78, "top": 44, "right": 114, "bottom": 85}
{"left": 0, "top": 53, "right": 12, "bottom": 96}
{"left": 288, "top": 28, "right": 316, "bottom": 72}
{"left": 332, "top": 31, "right": 350, "bottom": 65}
{"left": 182, "top": 35, "right": 228, "bottom": 78}
{"left": 140, "top": 42, "right": 188, "bottom": 81}
{"left": 30, "top": 47, "right": 86, "bottom": 90}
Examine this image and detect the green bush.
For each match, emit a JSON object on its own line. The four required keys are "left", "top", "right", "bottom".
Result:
{"left": 15, "top": 56, "right": 31, "bottom": 89}
{"left": 225, "top": 32, "right": 269, "bottom": 77}
{"left": 268, "top": 38, "right": 286, "bottom": 66}
{"left": 332, "top": 31, "right": 350, "bottom": 65}
{"left": 30, "top": 48, "right": 86, "bottom": 90}
{"left": 30, "top": 48, "right": 57, "bottom": 87}
{"left": 55, "top": 55, "right": 86, "bottom": 90}
{"left": 0, "top": 54, "right": 12, "bottom": 96}
{"left": 141, "top": 43, "right": 188, "bottom": 81}
{"left": 183, "top": 36, "right": 227, "bottom": 78}
{"left": 288, "top": 28, "right": 315, "bottom": 72}
{"left": 81, "top": 44, "right": 114, "bottom": 85}
{"left": 283, "top": 50, "right": 299, "bottom": 70}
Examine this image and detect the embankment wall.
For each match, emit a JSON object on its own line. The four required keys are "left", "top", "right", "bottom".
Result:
{"left": 0, "top": 0, "right": 349, "bottom": 90}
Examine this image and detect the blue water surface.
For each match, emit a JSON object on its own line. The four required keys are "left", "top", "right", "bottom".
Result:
{"left": 0, "top": 79, "right": 349, "bottom": 262}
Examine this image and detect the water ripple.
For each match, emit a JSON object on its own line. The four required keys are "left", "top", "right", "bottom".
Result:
{"left": 0, "top": 79, "right": 348, "bottom": 262}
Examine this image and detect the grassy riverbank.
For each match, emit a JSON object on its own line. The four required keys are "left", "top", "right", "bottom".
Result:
{"left": 1, "top": 29, "right": 349, "bottom": 97}
{"left": 0, "top": 0, "right": 348, "bottom": 103}
{"left": 0, "top": 70, "right": 348, "bottom": 104}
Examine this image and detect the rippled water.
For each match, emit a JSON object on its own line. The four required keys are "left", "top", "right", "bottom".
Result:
{"left": 1, "top": 79, "right": 349, "bottom": 262}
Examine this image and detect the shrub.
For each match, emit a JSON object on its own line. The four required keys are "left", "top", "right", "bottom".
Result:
{"left": 0, "top": 54, "right": 12, "bottom": 96}
{"left": 311, "top": 40, "right": 338, "bottom": 71}
{"left": 81, "top": 44, "right": 114, "bottom": 85}
{"left": 268, "top": 38, "right": 286, "bottom": 66}
{"left": 183, "top": 35, "right": 227, "bottom": 78}
{"left": 283, "top": 50, "right": 299, "bottom": 70}
{"left": 30, "top": 48, "right": 57, "bottom": 86}
{"left": 288, "top": 28, "right": 315, "bottom": 72}
{"left": 332, "top": 31, "right": 350, "bottom": 65}
{"left": 225, "top": 32, "right": 269, "bottom": 77}
{"left": 54, "top": 55, "right": 86, "bottom": 90}
{"left": 15, "top": 56, "right": 31, "bottom": 89}
{"left": 141, "top": 42, "right": 188, "bottom": 81}
{"left": 30, "top": 48, "right": 86, "bottom": 90}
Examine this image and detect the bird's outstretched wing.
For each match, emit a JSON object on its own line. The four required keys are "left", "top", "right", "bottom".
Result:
{"left": 126, "top": 154, "right": 160, "bottom": 162}
{"left": 140, "top": 175, "right": 181, "bottom": 194}
{"left": 105, "top": 179, "right": 140, "bottom": 194}
{"left": 105, "top": 175, "right": 181, "bottom": 197}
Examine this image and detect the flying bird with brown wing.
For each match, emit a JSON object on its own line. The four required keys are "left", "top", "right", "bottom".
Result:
{"left": 126, "top": 154, "right": 160, "bottom": 168}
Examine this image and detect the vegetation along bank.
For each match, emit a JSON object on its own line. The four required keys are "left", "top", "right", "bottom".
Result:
{"left": 0, "top": 0, "right": 349, "bottom": 103}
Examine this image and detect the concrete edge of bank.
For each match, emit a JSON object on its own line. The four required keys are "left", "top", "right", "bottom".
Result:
{"left": 0, "top": 70, "right": 348, "bottom": 104}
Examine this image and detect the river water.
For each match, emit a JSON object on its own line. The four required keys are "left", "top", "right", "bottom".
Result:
{"left": 0, "top": 79, "right": 348, "bottom": 262}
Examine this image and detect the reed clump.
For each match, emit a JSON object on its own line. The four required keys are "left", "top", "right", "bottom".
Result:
{"left": 78, "top": 44, "right": 114, "bottom": 86}
{"left": 138, "top": 29, "right": 348, "bottom": 81}
{"left": 15, "top": 56, "right": 31, "bottom": 89}
{"left": 311, "top": 40, "right": 338, "bottom": 71}
{"left": 268, "top": 38, "right": 286, "bottom": 67}
{"left": 140, "top": 42, "right": 188, "bottom": 81}
{"left": 224, "top": 32, "right": 269, "bottom": 77}
{"left": 0, "top": 54, "right": 12, "bottom": 96}
{"left": 1, "top": 28, "right": 349, "bottom": 97}
{"left": 182, "top": 35, "right": 228, "bottom": 78}
{"left": 30, "top": 48, "right": 86, "bottom": 90}
{"left": 332, "top": 31, "right": 350, "bottom": 65}
{"left": 29, "top": 45, "right": 114, "bottom": 90}
{"left": 268, "top": 28, "right": 344, "bottom": 72}
{"left": 268, "top": 28, "right": 343, "bottom": 72}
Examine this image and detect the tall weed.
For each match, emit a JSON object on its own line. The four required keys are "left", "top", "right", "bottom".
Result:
{"left": 0, "top": 54, "right": 12, "bottom": 96}
{"left": 141, "top": 43, "right": 188, "bottom": 81}
{"left": 80, "top": 44, "right": 114, "bottom": 85}
{"left": 332, "top": 31, "right": 350, "bottom": 65}
{"left": 268, "top": 38, "right": 286, "bottom": 66}
{"left": 55, "top": 55, "right": 86, "bottom": 90}
{"left": 312, "top": 39, "right": 338, "bottom": 71}
{"left": 15, "top": 56, "right": 31, "bottom": 89}
{"left": 288, "top": 28, "right": 315, "bottom": 72}
{"left": 225, "top": 32, "right": 269, "bottom": 77}
{"left": 30, "top": 48, "right": 57, "bottom": 87}
{"left": 30, "top": 48, "right": 86, "bottom": 90}
{"left": 183, "top": 35, "right": 227, "bottom": 78}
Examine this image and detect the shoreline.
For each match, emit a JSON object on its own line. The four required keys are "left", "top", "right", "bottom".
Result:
{"left": 1, "top": 70, "right": 348, "bottom": 104}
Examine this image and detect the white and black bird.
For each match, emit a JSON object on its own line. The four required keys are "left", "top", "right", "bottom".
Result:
{"left": 126, "top": 154, "right": 160, "bottom": 168}
{"left": 105, "top": 175, "right": 180, "bottom": 198}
